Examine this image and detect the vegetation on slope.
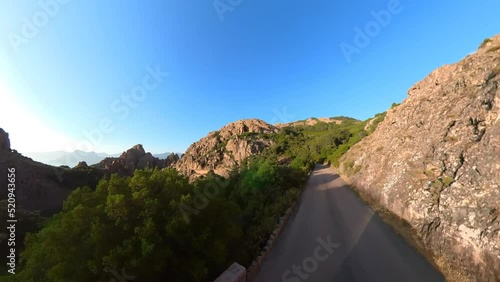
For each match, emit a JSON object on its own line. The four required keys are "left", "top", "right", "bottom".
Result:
{"left": 0, "top": 203, "right": 45, "bottom": 275}
{"left": 7, "top": 161, "right": 308, "bottom": 281}
{"left": 267, "top": 116, "right": 372, "bottom": 167}
{"left": 2, "top": 113, "right": 388, "bottom": 281}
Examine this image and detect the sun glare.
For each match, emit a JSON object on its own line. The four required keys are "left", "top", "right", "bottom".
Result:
{"left": 0, "top": 81, "right": 76, "bottom": 153}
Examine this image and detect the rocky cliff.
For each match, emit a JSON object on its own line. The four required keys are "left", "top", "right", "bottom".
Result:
{"left": 339, "top": 35, "right": 500, "bottom": 280}
{"left": 0, "top": 128, "right": 103, "bottom": 215}
{"left": 0, "top": 128, "right": 10, "bottom": 151}
{"left": 0, "top": 129, "right": 178, "bottom": 215}
{"left": 93, "top": 144, "right": 179, "bottom": 176}
{"left": 175, "top": 119, "right": 278, "bottom": 179}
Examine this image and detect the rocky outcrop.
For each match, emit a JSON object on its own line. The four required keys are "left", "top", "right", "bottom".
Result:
{"left": 0, "top": 128, "right": 10, "bottom": 152}
{"left": 93, "top": 144, "right": 179, "bottom": 175}
{"left": 0, "top": 128, "right": 103, "bottom": 215}
{"left": 275, "top": 117, "right": 344, "bottom": 128}
{"left": 339, "top": 35, "right": 500, "bottom": 280}
{"left": 175, "top": 119, "right": 278, "bottom": 179}
{"left": 0, "top": 131, "right": 178, "bottom": 215}
{"left": 74, "top": 161, "right": 89, "bottom": 169}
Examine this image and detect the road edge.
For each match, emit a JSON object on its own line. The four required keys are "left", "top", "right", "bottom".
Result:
{"left": 245, "top": 169, "right": 313, "bottom": 282}
{"left": 331, "top": 166, "right": 468, "bottom": 282}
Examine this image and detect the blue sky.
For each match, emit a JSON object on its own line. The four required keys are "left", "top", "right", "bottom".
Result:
{"left": 0, "top": 0, "right": 499, "bottom": 154}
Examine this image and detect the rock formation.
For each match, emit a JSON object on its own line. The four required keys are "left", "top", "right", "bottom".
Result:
{"left": 0, "top": 129, "right": 177, "bottom": 215}
{"left": 275, "top": 117, "right": 344, "bottom": 128}
{"left": 74, "top": 161, "right": 89, "bottom": 169}
{"left": 0, "top": 128, "right": 82, "bottom": 215}
{"left": 339, "top": 35, "right": 500, "bottom": 280}
{"left": 0, "top": 128, "right": 10, "bottom": 152}
{"left": 175, "top": 119, "right": 278, "bottom": 179}
{"left": 93, "top": 144, "right": 179, "bottom": 175}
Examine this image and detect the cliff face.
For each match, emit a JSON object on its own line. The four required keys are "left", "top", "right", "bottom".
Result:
{"left": 0, "top": 130, "right": 178, "bottom": 215}
{"left": 0, "top": 128, "right": 10, "bottom": 151}
{"left": 0, "top": 129, "right": 103, "bottom": 215}
{"left": 339, "top": 35, "right": 500, "bottom": 280}
{"left": 175, "top": 119, "right": 278, "bottom": 179}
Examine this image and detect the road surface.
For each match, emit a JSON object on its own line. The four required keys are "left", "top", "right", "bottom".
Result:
{"left": 254, "top": 164, "right": 444, "bottom": 282}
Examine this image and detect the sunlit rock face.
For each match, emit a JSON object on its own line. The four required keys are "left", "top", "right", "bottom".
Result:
{"left": 93, "top": 144, "right": 179, "bottom": 175}
{"left": 339, "top": 35, "right": 500, "bottom": 280}
{"left": 175, "top": 119, "right": 278, "bottom": 180}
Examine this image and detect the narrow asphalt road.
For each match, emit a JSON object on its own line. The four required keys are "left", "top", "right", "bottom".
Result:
{"left": 254, "top": 164, "right": 444, "bottom": 282}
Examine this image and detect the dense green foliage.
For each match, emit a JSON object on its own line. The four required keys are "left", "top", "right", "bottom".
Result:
{"left": 365, "top": 112, "right": 387, "bottom": 135}
{"left": 267, "top": 117, "right": 369, "bottom": 167}
{"left": 3, "top": 114, "right": 389, "bottom": 281}
{"left": 0, "top": 202, "right": 45, "bottom": 275}
{"left": 7, "top": 161, "right": 309, "bottom": 281}
{"left": 60, "top": 166, "right": 105, "bottom": 191}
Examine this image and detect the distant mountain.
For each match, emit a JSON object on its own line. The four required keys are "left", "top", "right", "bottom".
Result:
{"left": 153, "top": 152, "right": 181, "bottom": 159}
{"left": 50, "top": 151, "right": 110, "bottom": 167}
{"left": 26, "top": 151, "right": 119, "bottom": 167}
{"left": 24, "top": 151, "right": 67, "bottom": 164}
{"left": 25, "top": 150, "right": 178, "bottom": 168}
{"left": 96, "top": 152, "right": 120, "bottom": 158}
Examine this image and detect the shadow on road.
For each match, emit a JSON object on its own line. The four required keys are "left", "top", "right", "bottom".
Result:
{"left": 310, "top": 165, "right": 339, "bottom": 185}
{"left": 254, "top": 164, "right": 445, "bottom": 282}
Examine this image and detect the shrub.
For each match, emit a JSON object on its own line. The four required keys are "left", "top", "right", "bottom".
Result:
{"left": 352, "top": 165, "right": 362, "bottom": 175}
{"left": 479, "top": 38, "right": 491, "bottom": 49}
{"left": 442, "top": 176, "right": 454, "bottom": 187}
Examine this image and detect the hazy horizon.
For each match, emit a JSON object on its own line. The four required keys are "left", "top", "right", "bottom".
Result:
{"left": 9, "top": 115, "right": 351, "bottom": 155}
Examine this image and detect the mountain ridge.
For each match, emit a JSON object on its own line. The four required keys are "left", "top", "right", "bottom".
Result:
{"left": 25, "top": 150, "right": 179, "bottom": 168}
